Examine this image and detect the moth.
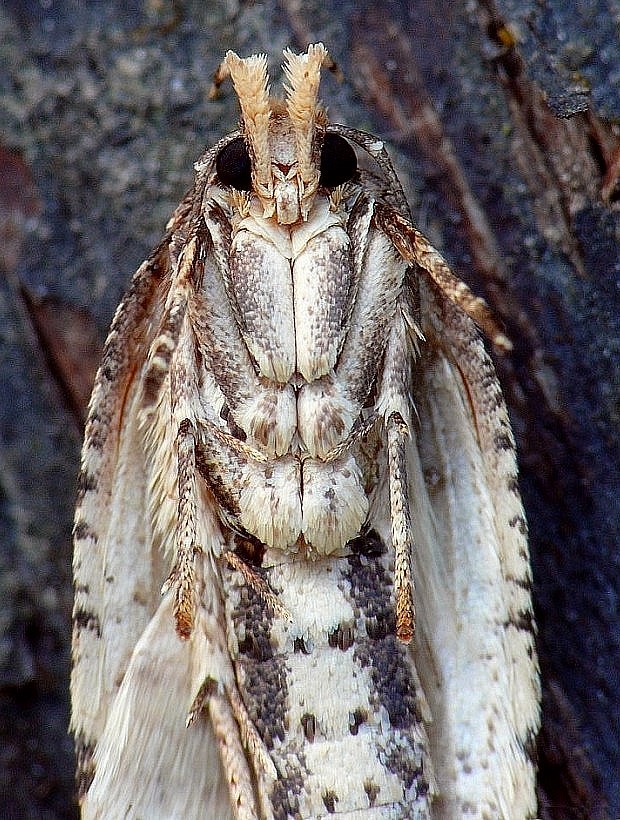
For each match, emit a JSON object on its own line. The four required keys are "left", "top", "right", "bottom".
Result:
{"left": 71, "top": 44, "right": 540, "bottom": 819}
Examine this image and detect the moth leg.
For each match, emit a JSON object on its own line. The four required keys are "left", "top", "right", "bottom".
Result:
{"left": 321, "top": 412, "right": 379, "bottom": 463}
{"left": 386, "top": 411, "right": 416, "bottom": 644}
{"left": 142, "top": 232, "right": 212, "bottom": 638}
{"left": 161, "top": 419, "right": 199, "bottom": 638}
{"left": 221, "top": 687, "right": 283, "bottom": 820}
{"left": 188, "top": 674, "right": 275, "bottom": 818}
{"left": 223, "top": 550, "right": 292, "bottom": 623}
{"left": 208, "top": 691, "right": 262, "bottom": 820}
{"left": 186, "top": 613, "right": 277, "bottom": 810}
{"left": 197, "top": 417, "right": 269, "bottom": 464}
{"left": 141, "top": 235, "right": 200, "bottom": 409}
{"left": 374, "top": 202, "right": 512, "bottom": 352}
{"left": 226, "top": 684, "right": 278, "bottom": 784}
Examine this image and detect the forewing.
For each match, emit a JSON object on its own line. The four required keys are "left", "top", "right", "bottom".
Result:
{"left": 81, "top": 587, "right": 234, "bottom": 819}
{"left": 71, "top": 197, "right": 185, "bottom": 789}
{"left": 408, "top": 280, "right": 539, "bottom": 817}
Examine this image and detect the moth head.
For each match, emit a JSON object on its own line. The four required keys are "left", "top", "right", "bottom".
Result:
{"left": 218, "top": 44, "right": 356, "bottom": 224}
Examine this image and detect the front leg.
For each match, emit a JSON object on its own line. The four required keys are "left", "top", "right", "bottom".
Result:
{"left": 162, "top": 419, "right": 200, "bottom": 638}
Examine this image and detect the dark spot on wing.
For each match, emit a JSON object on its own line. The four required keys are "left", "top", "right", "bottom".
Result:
{"left": 74, "top": 733, "right": 96, "bottom": 798}
{"left": 322, "top": 790, "right": 338, "bottom": 813}
{"left": 494, "top": 431, "right": 514, "bottom": 451}
{"left": 505, "top": 608, "right": 537, "bottom": 636}
{"left": 364, "top": 779, "right": 380, "bottom": 806}
{"left": 73, "top": 519, "right": 98, "bottom": 543}
{"left": 76, "top": 469, "right": 98, "bottom": 501}
{"left": 328, "top": 623, "right": 354, "bottom": 651}
{"left": 347, "top": 528, "right": 386, "bottom": 557}
{"left": 508, "top": 514, "right": 528, "bottom": 535}
{"left": 293, "top": 636, "right": 309, "bottom": 654}
{"left": 73, "top": 607, "right": 101, "bottom": 638}
{"left": 301, "top": 713, "right": 316, "bottom": 742}
{"left": 349, "top": 707, "right": 367, "bottom": 735}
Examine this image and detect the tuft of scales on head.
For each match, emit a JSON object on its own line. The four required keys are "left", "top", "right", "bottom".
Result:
{"left": 222, "top": 44, "right": 330, "bottom": 224}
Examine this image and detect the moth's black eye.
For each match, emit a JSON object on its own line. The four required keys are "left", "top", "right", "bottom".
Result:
{"left": 216, "top": 137, "right": 252, "bottom": 191}
{"left": 319, "top": 132, "right": 357, "bottom": 188}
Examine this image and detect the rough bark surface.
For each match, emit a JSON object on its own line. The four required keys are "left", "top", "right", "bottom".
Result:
{"left": 0, "top": 1, "right": 617, "bottom": 817}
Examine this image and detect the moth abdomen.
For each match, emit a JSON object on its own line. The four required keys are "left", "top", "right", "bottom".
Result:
{"left": 222, "top": 547, "right": 435, "bottom": 817}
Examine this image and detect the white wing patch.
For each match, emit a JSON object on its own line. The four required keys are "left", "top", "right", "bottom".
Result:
{"left": 409, "top": 291, "right": 539, "bottom": 818}
{"left": 83, "top": 593, "right": 234, "bottom": 820}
